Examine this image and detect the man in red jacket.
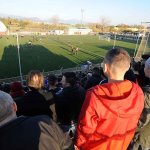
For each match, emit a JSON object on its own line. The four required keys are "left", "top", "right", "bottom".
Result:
{"left": 75, "top": 47, "right": 144, "bottom": 150}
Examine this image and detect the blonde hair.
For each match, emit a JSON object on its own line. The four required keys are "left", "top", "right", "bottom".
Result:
{"left": 27, "top": 70, "right": 44, "bottom": 89}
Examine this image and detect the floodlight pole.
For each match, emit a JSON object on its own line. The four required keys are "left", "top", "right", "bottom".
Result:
{"left": 81, "top": 9, "right": 84, "bottom": 28}
{"left": 16, "top": 34, "right": 23, "bottom": 83}
{"left": 113, "top": 33, "right": 116, "bottom": 48}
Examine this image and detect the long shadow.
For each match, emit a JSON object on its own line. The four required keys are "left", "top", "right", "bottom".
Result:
{"left": 0, "top": 44, "right": 77, "bottom": 78}
{"left": 80, "top": 49, "right": 103, "bottom": 58}
{"left": 96, "top": 45, "right": 134, "bottom": 56}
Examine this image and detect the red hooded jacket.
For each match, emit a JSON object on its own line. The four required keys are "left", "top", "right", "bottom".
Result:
{"left": 75, "top": 80, "right": 144, "bottom": 150}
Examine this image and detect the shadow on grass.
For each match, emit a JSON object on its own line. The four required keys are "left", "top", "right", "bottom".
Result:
{"left": 96, "top": 45, "right": 135, "bottom": 56}
{"left": 0, "top": 44, "right": 77, "bottom": 78}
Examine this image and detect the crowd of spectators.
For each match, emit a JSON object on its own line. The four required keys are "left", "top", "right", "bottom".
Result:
{"left": 0, "top": 48, "right": 150, "bottom": 150}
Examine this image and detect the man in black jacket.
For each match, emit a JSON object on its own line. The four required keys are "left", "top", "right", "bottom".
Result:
{"left": 0, "top": 90, "right": 74, "bottom": 150}
{"left": 128, "top": 57, "right": 150, "bottom": 150}
{"left": 55, "top": 72, "right": 85, "bottom": 125}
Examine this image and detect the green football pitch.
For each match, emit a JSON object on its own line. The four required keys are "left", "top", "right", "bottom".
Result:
{"left": 0, "top": 35, "right": 137, "bottom": 79}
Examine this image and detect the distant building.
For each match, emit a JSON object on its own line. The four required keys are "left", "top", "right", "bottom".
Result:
{"left": 48, "top": 30, "right": 64, "bottom": 35}
{"left": 66, "top": 28, "right": 92, "bottom": 35}
{"left": 0, "top": 21, "right": 7, "bottom": 35}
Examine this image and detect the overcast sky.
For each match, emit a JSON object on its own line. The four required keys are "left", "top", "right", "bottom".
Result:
{"left": 0, "top": 0, "right": 149, "bottom": 25}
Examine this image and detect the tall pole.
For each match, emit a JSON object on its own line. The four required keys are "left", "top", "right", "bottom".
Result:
{"left": 16, "top": 34, "right": 23, "bottom": 83}
{"left": 81, "top": 9, "right": 84, "bottom": 28}
{"left": 113, "top": 32, "right": 117, "bottom": 48}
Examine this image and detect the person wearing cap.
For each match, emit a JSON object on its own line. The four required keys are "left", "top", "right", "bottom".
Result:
{"left": 129, "top": 57, "right": 150, "bottom": 150}
{"left": 75, "top": 48, "right": 144, "bottom": 150}
{"left": 0, "top": 90, "right": 74, "bottom": 150}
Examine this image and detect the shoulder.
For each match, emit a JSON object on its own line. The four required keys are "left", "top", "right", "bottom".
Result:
{"left": 22, "top": 115, "right": 53, "bottom": 126}
{"left": 142, "top": 85, "right": 150, "bottom": 93}
{"left": 86, "top": 84, "right": 104, "bottom": 98}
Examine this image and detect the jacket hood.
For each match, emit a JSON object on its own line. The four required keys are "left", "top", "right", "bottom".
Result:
{"left": 92, "top": 80, "right": 143, "bottom": 118}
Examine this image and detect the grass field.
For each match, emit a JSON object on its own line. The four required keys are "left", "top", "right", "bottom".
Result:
{"left": 0, "top": 35, "right": 137, "bottom": 79}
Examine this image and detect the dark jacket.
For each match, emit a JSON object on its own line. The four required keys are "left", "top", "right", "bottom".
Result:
{"left": 16, "top": 87, "right": 52, "bottom": 118}
{"left": 124, "top": 69, "right": 136, "bottom": 83}
{"left": 55, "top": 85, "right": 85, "bottom": 124}
{"left": 128, "top": 85, "right": 150, "bottom": 150}
{"left": 0, "top": 115, "right": 74, "bottom": 150}
{"left": 84, "top": 74, "right": 102, "bottom": 90}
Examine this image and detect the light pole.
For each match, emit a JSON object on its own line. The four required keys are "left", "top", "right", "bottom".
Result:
{"left": 113, "top": 33, "right": 116, "bottom": 48}
{"left": 81, "top": 9, "right": 84, "bottom": 28}
{"left": 16, "top": 34, "right": 23, "bottom": 83}
{"left": 113, "top": 27, "right": 118, "bottom": 48}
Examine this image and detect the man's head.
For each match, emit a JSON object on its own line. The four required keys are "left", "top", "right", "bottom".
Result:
{"left": 48, "top": 74, "right": 58, "bottom": 87}
{"left": 61, "top": 72, "right": 77, "bottom": 88}
{"left": 27, "top": 70, "right": 44, "bottom": 90}
{"left": 92, "top": 67, "right": 100, "bottom": 75}
{"left": 144, "top": 57, "right": 150, "bottom": 78}
{"left": 103, "top": 47, "right": 131, "bottom": 81}
{"left": 0, "top": 91, "right": 17, "bottom": 126}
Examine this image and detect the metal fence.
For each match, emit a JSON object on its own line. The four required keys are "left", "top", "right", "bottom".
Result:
{"left": 0, "top": 63, "right": 102, "bottom": 84}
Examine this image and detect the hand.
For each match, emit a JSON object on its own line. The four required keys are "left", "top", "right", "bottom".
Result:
{"left": 74, "top": 145, "right": 79, "bottom": 150}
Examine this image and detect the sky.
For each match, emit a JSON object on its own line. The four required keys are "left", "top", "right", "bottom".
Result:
{"left": 0, "top": 0, "right": 149, "bottom": 25}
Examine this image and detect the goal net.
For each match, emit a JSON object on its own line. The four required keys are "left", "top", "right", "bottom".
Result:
{"left": 99, "top": 33, "right": 110, "bottom": 42}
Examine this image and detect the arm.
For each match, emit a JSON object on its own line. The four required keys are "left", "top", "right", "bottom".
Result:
{"left": 74, "top": 89, "right": 99, "bottom": 148}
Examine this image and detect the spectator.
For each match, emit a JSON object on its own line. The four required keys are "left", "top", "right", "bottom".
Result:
{"left": 47, "top": 74, "right": 62, "bottom": 121}
{"left": 55, "top": 72, "right": 85, "bottom": 126}
{"left": 0, "top": 90, "right": 74, "bottom": 150}
{"left": 84, "top": 67, "right": 103, "bottom": 90}
{"left": 75, "top": 48, "right": 144, "bottom": 150}
{"left": 128, "top": 57, "right": 150, "bottom": 150}
{"left": 10, "top": 81, "right": 25, "bottom": 99}
{"left": 48, "top": 74, "right": 62, "bottom": 95}
{"left": 124, "top": 68, "right": 137, "bottom": 83}
{"left": 16, "top": 70, "right": 53, "bottom": 118}
{"left": 132, "top": 56, "right": 150, "bottom": 87}
{"left": 2, "top": 83, "right": 10, "bottom": 93}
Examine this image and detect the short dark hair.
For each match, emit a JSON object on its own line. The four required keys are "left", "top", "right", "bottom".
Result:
{"left": 142, "top": 54, "right": 150, "bottom": 60}
{"left": 63, "top": 72, "right": 77, "bottom": 86}
{"left": 104, "top": 47, "right": 131, "bottom": 71}
{"left": 92, "top": 67, "right": 100, "bottom": 75}
{"left": 48, "top": 74, "right": 58, "bottom": 86}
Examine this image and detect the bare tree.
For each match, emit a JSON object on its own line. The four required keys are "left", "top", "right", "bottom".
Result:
{"left": 50, "top": 15, "right": 60, "bottom": 25}
{"left": 99, "top": 16, "right": 111, "bottom": 32}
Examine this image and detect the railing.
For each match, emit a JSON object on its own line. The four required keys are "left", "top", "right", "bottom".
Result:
{"left": 0, "top": 63, "right": 102, "bottom": 84}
